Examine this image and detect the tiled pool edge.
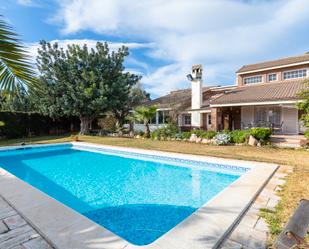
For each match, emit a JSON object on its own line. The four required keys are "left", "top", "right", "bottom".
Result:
{"left": 0, "top": 142, "right": 278, "bottom": 249}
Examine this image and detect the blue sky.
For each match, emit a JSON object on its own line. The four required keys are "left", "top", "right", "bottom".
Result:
{"left": 2, "top": 0, "right": 309, "bottom": 98}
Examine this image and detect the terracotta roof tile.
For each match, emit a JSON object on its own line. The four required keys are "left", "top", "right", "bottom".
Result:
{"left": 145, "top": 86, "right": 235, "bottom": 110}
{"left": 237, "top": 53, "right": 309, "bottom": 73}
{"left": 210, "top": 79, "right": 307, "bottom": 105}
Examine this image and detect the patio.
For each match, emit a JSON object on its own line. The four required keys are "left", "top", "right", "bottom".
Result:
{"left": 212, "top": 105, "right": 304, "bottom": 135}
{"left": 0, "top": 195, "right": 53, "bottom": 249}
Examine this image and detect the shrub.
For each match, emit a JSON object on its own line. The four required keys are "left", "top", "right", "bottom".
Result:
{"left": 150, "top": 123, "right": 179, "bottom": 140}
{"left": 250, "top": 128, "right": 272, "bottom": 142}
{"left": 214, "top": 133, "right": 231, "bottom": 145}
{"left": 97, "top": 115, "right": 117, "bottom": 132}
{"left": 136, "top": 131, "right": 145, "bottom": 137}
{"left": 305, "top": 129, "right": 309, "bottom": 139}
{"left": 191, "top": 129, "right": 205, "bottom": 138}
{"left": 230, "top": 129, "right": 250, "bottom": 144}
{"left": 0, "top": 111, "right": 79, "bottom": 138}
{"left": 201, "top": 130, "right": 217, "bottom": 139}
{"left": 150, "top": 131, "right": 158, "bottom": 140}
{"left": 165, "top": 123, "right": 180, "bottom": 138}
{"left": 181, "top": 131, "right": 191, "bottom": 140}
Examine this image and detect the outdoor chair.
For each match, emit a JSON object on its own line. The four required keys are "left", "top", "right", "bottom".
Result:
{"left": 273, "top": 121, "right": 284, "bottom": 134}
{"left": 273, "top": 199, "right": 309, "bottom": 249}
{"left": 242, "top": 122, "right": 251, "bottom": 130}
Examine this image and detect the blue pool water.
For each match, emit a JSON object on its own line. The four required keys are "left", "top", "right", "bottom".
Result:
{"left": 0, "top": 144, "right": 246, "bottom": 245}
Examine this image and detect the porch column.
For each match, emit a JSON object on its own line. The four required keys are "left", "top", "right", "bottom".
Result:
{"left": 178, "top": 114, "right": 182, "bottom": 127}
{"left": 155, "top": 111, "right": 159, "bottom": 125}
{"left": 210, "top": 108, "right": 219, "bottom": 131}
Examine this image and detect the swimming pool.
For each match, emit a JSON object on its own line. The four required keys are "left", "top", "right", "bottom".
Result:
{"left": 0, "top": 143, "right": 249, "bottom": 246}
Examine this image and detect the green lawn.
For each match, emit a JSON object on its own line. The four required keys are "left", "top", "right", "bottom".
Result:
{"left": 1, "top": 135, "right": 308, "bottom": 243}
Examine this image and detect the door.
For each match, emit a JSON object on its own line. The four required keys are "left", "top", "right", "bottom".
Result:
{"left": 223, "top": 114, "right": 230, "bottom": 130}
{"left": 202, "top": 113, "right": 207, "bottom": 130}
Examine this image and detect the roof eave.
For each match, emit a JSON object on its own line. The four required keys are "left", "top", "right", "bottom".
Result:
{"left": 210, "top": 99, "right": 301, "bottom": 107}
{"left": 236, "top": 60, "right": 309, "bottom": 75}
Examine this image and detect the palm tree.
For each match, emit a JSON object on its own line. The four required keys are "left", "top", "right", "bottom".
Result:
{"left": 134, "top": 105, "right": 157, "bottom": 138}
{"left": 0, "top": 16, "right": 37, "bottom": 94}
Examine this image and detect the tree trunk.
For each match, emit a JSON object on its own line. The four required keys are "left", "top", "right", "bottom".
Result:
{"left": 145, "top": 122, "right": 150, "bottom": 138}
{"left": 129, "top": 120, "right": 134, "bottom": 132}
{"left": 80, "top": 116, "right": 93, "bottom": 135}
{"left": 70, "top": 121, "right": 74, "bottom": 132}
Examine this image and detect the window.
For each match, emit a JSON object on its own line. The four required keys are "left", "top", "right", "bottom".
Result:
{"left": 158, "top": 111, "right": 170, "bottom": 124}
{"left": 283, "top": 69, "right": 307, "bottom": 80}
{"left": 184, "top": 114, "right": 191, "bottom": 125}
{"left": 254, "top": 107, "right": 281, "bottom": 125}
{"left": 244, "top": 75, "right": 262, "bottom": 84}
{"left": 268, "top": 73, "right": 277, "bottom": 82}
{"left": 208, "top": 114, "right": 212, "bottom": 125}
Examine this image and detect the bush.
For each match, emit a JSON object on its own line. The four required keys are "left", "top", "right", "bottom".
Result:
{"left": 214, "top": 133, "right": 231, "bottom": 145}
{"left": 0, "top": 111, "right": 79, "bottom": 139}
{"left": 200, "top": 131, "right": 217, "bottom": 139}
{"left": 250, "top": 128, "right": 272, "bottom": 142}
{"left": 181, "top": 131, "right": 191, "bottom": 140}
{"left": 305, "top": 129, "right": 309, "bottom": 139}
{"left": 165, "top": 123, "right": 179, "bottom": 138}
{"left": 230, "top": 129, "right": 250, "bottom": 144}
{"left": 191, "top": 129, "right": 205, "bottom": 138}
{"left": 97, "top": 115, "right": 117, "bottom": 132}
{"left": 151, "top": 123, "right": 179, "bottom": 140}
{"left": 151, "top": 128, "right": 167, "bottom": 140}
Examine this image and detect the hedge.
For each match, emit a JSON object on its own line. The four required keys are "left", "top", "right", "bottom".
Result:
{"left": 0, "top": 111, "right": 80, "bottom": 139}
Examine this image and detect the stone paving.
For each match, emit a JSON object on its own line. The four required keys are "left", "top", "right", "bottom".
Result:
{"left": 0, "top": 196, "right": 53, "bottom": 249}
{"left": 219, "top": 165, "right": 292, "bottom": 249}
{"left": 0, "top": 165, "right": 291, "bottom": 249}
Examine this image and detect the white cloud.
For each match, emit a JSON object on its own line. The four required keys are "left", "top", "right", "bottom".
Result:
{"left": 17, "top": 0, "right": 39, "bottom": 7}
{"left": 52, "top": 0, "right": 309, "bottom": 96}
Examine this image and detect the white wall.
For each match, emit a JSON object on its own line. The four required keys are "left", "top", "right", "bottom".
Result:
{"left": 191, "top": 111, "right": 202, "bottom": 127}
{"left": 191, "top": 80, "right": 202, "bottom": 110}
{"left": 282, "top": 107, "right": 298, "bottom": 134}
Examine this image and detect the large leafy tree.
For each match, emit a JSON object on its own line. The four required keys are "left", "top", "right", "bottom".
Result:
{"left": 298, "top": 80, "right": 309, "bottom": 128}
{"left": 134, "top": 105, "right": 157, "bottom": 138}
{"left": 112, "top": 82, "right": 150, "bottom": 129}
{"left": 35, "top": 41, "right": 139, "bottom": 135}
{"left": 0, "top": 16, "right": 37, "bottom": 94}
{"left": 0, "top": 86, "right": 34, "bottom": 112}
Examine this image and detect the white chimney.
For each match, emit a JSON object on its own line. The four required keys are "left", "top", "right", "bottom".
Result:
{"left": 191, "top": 64, "right": 203, "bottom": 110}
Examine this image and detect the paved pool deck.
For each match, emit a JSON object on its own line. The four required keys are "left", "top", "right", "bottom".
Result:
{"left": 0, "top": 142, "right": 285, "bottom": 249}
{"left": 0, "top": 195, "right": 53, "bottom": 249}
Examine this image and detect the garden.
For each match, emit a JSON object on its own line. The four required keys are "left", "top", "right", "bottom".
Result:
{"left": 148, "top": 124, "right": 273, "bottom": 146}
{"left": 0, "top": 14, "right": 309, "bottom": 247}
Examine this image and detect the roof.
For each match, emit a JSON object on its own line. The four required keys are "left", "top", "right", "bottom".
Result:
{"left": 237, "top": 53, "right": 309, "bottom": 74}
{"left": 143, "top": 88, "right": 192, "bottom": 110}
{"left": 145, "top": 86, "right": 236, "bottom": 110}
{"left": 210, "top": 80, "right": 307, "bottom": 106}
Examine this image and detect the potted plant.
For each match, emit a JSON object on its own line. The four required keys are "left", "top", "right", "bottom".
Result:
{"left": 71, "top": 134, "right": 79, "bottom": 142}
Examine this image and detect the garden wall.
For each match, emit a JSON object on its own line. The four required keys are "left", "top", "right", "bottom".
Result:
{"left": 0, "top": 111, "right": 80, "bottom": 139}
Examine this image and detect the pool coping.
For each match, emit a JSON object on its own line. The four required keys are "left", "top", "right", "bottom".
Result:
{"left": 0, "top": 142, "right": 278, "bottom": 249}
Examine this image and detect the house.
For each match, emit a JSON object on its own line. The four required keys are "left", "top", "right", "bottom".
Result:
{"left": 137, "top": 53, "right": 309, "bottom": 135}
